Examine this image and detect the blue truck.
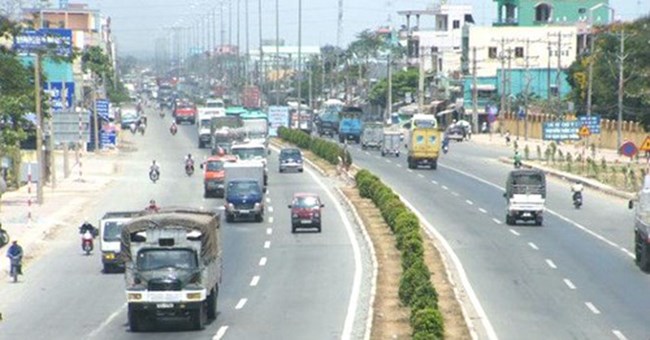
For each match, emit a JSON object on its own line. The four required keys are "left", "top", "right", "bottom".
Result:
{"left": 223, "top": 161, "right": 265, "bottom": 223}
{"left": 338, "top": 106, "right": 363, "bottom": 144}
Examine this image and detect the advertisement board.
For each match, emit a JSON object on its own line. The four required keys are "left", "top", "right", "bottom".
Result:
{"left": 46, "top": 82, "right": 74, "bottom": 111}
{"left": 267, "top": 106, "right": 290, "bottom": 137}
{"left": 13, "top": 28, "right": 73, "bottom": 56}
{"left": 542, "top": 121, "right": 580, "bottom": 141}
{"left": 577, "top": 115, "right": 601, "bottom": 134}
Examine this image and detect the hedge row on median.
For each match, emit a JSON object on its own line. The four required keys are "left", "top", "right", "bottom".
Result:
{"left": 356, "top": 169, "right": 445, "bottom": 339}
{"left": 277, "top": 127, "right": 352, "bottom": 166}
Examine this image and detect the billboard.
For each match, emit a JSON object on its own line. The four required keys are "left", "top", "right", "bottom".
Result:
{"left": 13, "top": 28, "right": 73, "bottom": 57}
{"left": 46, "top": 82, "right": 74, "bottom": 111}
{"left": 267, "top": 106, "right": 290, "bottom": 137}
{"left": 542, "top": 121, "right": 580, "bottom": 141}
{"left": 577, "top": 115, "right": 601, "bottom": 134}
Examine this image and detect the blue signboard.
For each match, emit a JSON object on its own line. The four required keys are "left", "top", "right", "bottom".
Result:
{"left": 577, "top": 115, "right": 601, "bottom": 134}
{"left": 47, "top": 81, "right": 74, "bottom": 111}
{"left": 99, "top": 130, "right": 116, "bottom": 148}
{"left": 95, "top": 99, "right": 110, "bottom": 121}
{"left": 13, "top": 29, "right": 73, "bottom": 57}
{"left": 542, "top": 121, "right": 580, "bottom": 141}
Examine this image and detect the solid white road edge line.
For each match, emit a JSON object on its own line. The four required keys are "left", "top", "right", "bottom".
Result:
{"left": 440, "top": 163, "right": 634, "bottom": 259}
{"left": 585, "top": 302, "right": 601, "bottom": 314}
{"left": 87, "top": 303, "right": 126, "bottom": 338}
{"left": 563, "top": 278, "right": 576, "bottom": 290}
{"left": 235, "top": 298, "right": 247, "bottom": 309}
{"left": 304, "top": 166, "right": 363, "bottom": 340}
{"left": 259, "top": 257, "right": 267, "bottom": 266}
{"left": 397, "top": 194, "right": 497, "bottom": 340}
{"left": 250, "top": 276, "right": 260, "bottom": 286}
{"left": 335, "top": 186, "right": 378, "bottom": 340}
{"left": 213, "top": 326, "right": 229, "bottom": 340}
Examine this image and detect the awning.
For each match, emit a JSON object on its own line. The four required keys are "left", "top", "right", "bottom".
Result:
{"left": 471, "top": 84, "right": 497, "bottom": 91}
{"left": 436, "top": 109, "right": 455, "bottom": 117}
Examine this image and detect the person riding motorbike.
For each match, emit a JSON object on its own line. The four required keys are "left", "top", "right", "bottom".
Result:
{"left": 184, "top": 153, "right": 195, "bottom": 171}
{"left": 442, "top": 136, "right": 450, "bottom": 154}
{"left": 150, "top": 160, "right": 160, "bottom": 177}
{"left": 170, "top": 121, "right": 178, "bottom": 135}
{"left": 0, "top": 222, "right": 9, "bottom": 247}
{"left": 513, "top": 150, "right": 522, "bottom": 168}
{"left": 6, "top": 240, "right": 23, "bottom": 276}
{"left": 79, "top": 220, "right": 98, "bottom": 237}
{"left": 571, "top": 182, "right": 584, "bottom": 204}
{"left": 145, "top": 199, "right": 160, "bottom": 213}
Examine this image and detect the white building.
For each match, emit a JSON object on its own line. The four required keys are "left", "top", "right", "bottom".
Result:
{"left": 398, "top": 4, "right": 474, "bottom": 76}
{"left": 463, "top": 25, "right": 578, "bottom": 78}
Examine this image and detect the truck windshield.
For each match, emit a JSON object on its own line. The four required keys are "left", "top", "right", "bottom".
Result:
{"left": 232, "top": 147, "right": 265, "bottom": 160}
{"left": 103, "top": 221, "right": 123, "bottom": 242}
{"left": 200, "top": 119, "right": 211, "bottom": 129}
{"left": 206, "top": 160, "right": 224, "bottom": 171}
{"left": 137, "top": 249, "right": 198, "bottom": 271}
{"left": 229, "top": 181, "right": 260, "bottom": 195}
{"left": 413, "top": 119, "right": 436, "bottom": 129}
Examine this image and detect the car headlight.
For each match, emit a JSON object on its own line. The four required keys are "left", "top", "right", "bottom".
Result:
{"left": 103, "top": 253, "right": 115, "bottom": 260}
{"left": 127, "top": 293, "right": 143, "bottom": 301}
{"left": 292, "top": 213, "right": 299, "bottom": 218}
{"left": 186, "top": 292, "right": 202, "bottom": 301}
{"left": 313, "top": 213, "right": 320, "bottom": 218}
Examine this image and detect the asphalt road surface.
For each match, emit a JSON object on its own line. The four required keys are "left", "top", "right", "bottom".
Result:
{"left": 0, "top": 108, "right": 369, "bottom": 340}
{"left": 343, "top": 136, "right": 647, "bottom": 340}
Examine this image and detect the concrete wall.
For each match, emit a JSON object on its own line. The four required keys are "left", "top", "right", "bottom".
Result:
{"left": 497, "top": 112, "right": 647, "bottom": 150}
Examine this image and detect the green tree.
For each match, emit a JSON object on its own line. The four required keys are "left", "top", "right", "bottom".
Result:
{"left": 82, "top": 46, "right": 129, "bottom": 104}
{"left": 368, "top": 68, "right": 418, "bottom": 106}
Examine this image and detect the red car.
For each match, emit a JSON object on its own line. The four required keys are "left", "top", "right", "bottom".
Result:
{"left": 288, "top": 193, "right": 324, "bottom": 233}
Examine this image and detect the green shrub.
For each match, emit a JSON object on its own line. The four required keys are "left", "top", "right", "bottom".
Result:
{"left": 399, "top": 259, "right": 431, "bottom": 305}
{"left": 400, "top": 233, "right": 425, "bottom": 269}
{"left": 357, "top": 176, "right": 379, "bottom": 198}
{"left": 277, "top": 127, "right": 351, "bottom": 166}
{"left": 382, "top": 200, "right": 408, "bottom": 231}
{"left": 410, "top": 281, "right": 438, "bottom": 313}
{"left": 411, "top": 308, "right": 444, "bottom": 340}
{"left": 394, "top": 212, "right": 420, "bottom": 238}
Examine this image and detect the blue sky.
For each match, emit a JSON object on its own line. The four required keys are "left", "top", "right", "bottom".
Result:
{"left": 83, "top": 0, "right": 649, "bottom": 57}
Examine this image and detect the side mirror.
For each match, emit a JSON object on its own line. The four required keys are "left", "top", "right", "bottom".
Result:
{"left": 629, "top": 200, "right": 634, "bottom": 209}
{"left": 320, "top": 204, "right": 325, "bottom": 208}
{"left": 287, "top": 204, "right": 292, "bottom": 209}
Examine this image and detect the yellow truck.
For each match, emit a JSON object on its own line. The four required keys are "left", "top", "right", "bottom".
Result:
{"left": 406, "top": 114, "right": 441, "bottom": 170}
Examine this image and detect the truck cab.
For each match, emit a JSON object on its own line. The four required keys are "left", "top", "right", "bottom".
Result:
{"left": 201, "top": 154, "right": 237, "bottom": 198}
{"left": 406, "top": 114, "right": 441, "bottom": 169}
{"left": 503, "top": 169, "right": 546, "bottom": 226}
{"left": 338, "top": 107, "right": 363, "bottom": 144}
{"left": 99, "top": 211, "right": 141, "bottom": 273}
{"left": 224, "top": 161, "right": 265, "bottom": 223}
{"left": 361, "top": 122, "right": 384, "bottom": 150}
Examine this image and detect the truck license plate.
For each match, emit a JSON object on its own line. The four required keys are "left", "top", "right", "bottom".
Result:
{"left": 522, "top": 212, "right": 532, "bottom": 217}
{"left": 239, "top": 210, "right": 249, "bottom": 214}
{"left": 301, "top": 220, "right": 312, "bottom": 224}
{"left": 157, "top": 303, "right": 173, "bottom": 309}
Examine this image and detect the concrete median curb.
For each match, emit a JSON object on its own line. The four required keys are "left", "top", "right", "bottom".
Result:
{"left": 498, "top": 157, "right": 635, "bottom": 200}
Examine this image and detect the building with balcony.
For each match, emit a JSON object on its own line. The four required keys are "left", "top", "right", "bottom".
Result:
{"left": 493, "top": 0, "right": 611, "bottom": 27}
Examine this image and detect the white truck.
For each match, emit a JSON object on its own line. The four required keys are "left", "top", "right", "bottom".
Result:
{"left": 224, "top": 161, "right": 266, "bottom": 223}
{"left": 197, "top": 107, "right": 224, "bottom": 148}
{"left": 361, "top": 122, "right": 384, "bottom": 150}
{"left": 503, "top": 169, "right": 546, "bottom": 226}
{"left": 231, "top": 141, "right": 269, "bottom": 186}
{"left": 122, "top": 208, "right": 222, "bottom": 331}
{"left": 99, "top": 211, "right": 142, "bottom": 273}
{"left": 242, "top": 118, "right": 269, "bottom": 148}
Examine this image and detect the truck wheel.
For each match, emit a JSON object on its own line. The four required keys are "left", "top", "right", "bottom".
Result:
{"left": 316, "top": 223, "right": 322, "bottom": 233}
{"left": 191, "top": 304, "right": 206, "bottom": 330}
{"left": 128, "top": 308, "right": 147, "bottom": 332}
{"left": 636, "top": 234, "right": 650, "bottom": 272}
{"left": 431, "top": 160, "right": 437, "bottom": 170}
{"left": 381, "top": 151, "right": 385, "bottom": 157}
{"left": 535, "top": 216, "right": 543, "bottom": 226}
{"left": 505, "top": 214, "right": 513, "bottom": 226}
{"left": 407, "top": 157, "right": 414, "bottom": 169}
{"left": 207, "top": 286, "right": 218, "bottom": 320}
{"left": 291, "top": 224, "right": 297, "bottom": 233}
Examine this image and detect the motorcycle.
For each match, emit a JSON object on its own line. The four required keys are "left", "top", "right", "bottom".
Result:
{"left": 170, "top": 124, "right": 178, "bottom": 136}
{"left": 442, "top": 144, "right": 449, "bottom": 154}
{"left": 0, "top": 228, "right": 9, "bottom": 248}
{"left": 129, "top": 123, "right": 137, "bottom": 134}
{"left": 149, "top": 169, "right": 160, "bottom": 183}
{"left": 185, "top": 161, "right": 194, "bottom": 176}
{"left": 573, "top": 192, "right": 583, "bottom": 209}
{"left": 138, "top": 123, "right": 146, "bottom": 135}
{"left": 159, "top": 110, "right": 165, "bottom": 118}
{"left": 8, "top": 255, "right": 21, "bottom": 283}
{"left": 81, "top": 231, "right": 94, "bottom": 255}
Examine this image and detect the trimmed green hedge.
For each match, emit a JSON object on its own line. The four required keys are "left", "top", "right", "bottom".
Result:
{"left": 278, "top": 127, "right": 352, "bottom": 166}
{"left": 355, "top": 169, "right": 445, "bottom": 338}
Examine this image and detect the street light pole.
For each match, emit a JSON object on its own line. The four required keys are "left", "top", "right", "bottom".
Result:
{"left": 34, "top": 53, "right": 44, "bottom": 204}
{"left": 297, "top": 0, "right": 302, "bottom": 127}
{"left": 617, "top": 25, "right": 625, "bottom": 151}
{"left": 258, "top": 0, "right": 264, "bottom": 88}
{"left": 274, "top": 0, "right": 280, "bottom": 105}
{"left": 587, "top": 4, "right": 615, "bottom": 117}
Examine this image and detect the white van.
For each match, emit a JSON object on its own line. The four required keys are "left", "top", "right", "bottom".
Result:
{"left": 99, "top": 211, "right": 141, "bottom": 273}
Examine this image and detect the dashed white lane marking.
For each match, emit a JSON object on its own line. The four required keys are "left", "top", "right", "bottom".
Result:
{"left": 268, "top": 216, "right": 274, "bottom": 224}
{"left": 407, "top": 169, "right": 413, "bottom": 173}
{"left": 213, "top": 326, "right": 229, "bottom": 340}
{"left": 451, "top": 192, "right": 459, "bottom": 197}
{"left": 199, "top": 206, "right": 204, "bottom": 210}
{"left": 259, "top": 257, "right": 267, "bottom": 266}
{"left": 431, "top": 180, "right": 438, "bottom": 185}
{"left": 250, "top": 276, "right": 260, "bottom": 286}
{"left": 374, "top": 155, "right": 381, "bottom": 159}
{"left": 266, "top": 189, "right": 270, "bottom": 194}
{"left": 465, "top": 199, "right": 474, "bottom": 205}
{"left": 563, "top": 278, "right": 576, "bottom": 290}
{"left": 364, "top": 151, "right": 370, "bottom": 155}
{"left": 266, "top": 197, "right": 271, "bottom": 203}
{"left": 235, "top": 298, "right": 247, "bottom": 309}
{"left": 396, "top": 164, "right": 403, "bottom": 168}
{"left": 441, "top": 185, "right": 448, "bottom": 190}
{"left": 264, "top": 241, "right": 271, "bottom": 249}
{"left": 417, "top": 174, "right": 424, "bottom": 178}
{"left": 509, "top": 229, "right": 520, "bottom": 236}
{"left": 385, "top": 159, "right": 391, "bottom": 163}
{"left": 492, "top": 218, "right": 502, "bottom": 224}
{"left": 545, "top": 259, "right": 557, "bottom": 269}
{"left": 87, "top": 303, "right": 126, "bottom": 337}
{"left": 528, "top": 242, "right": 539, "bottom": 250}
{"left": 478, "top": 208, "right": 487, "bottom": 214}
{"left": 268, "top": 206, "right": 274, "bottom": 213}
{"left": 612, "top": 330, "right": 627, "bottom": 340}
{"left": 585, "top": 302, "right": 600, "bottom": 314}
{"left": 266, "top": 228, "right": 273, "bottom": 235}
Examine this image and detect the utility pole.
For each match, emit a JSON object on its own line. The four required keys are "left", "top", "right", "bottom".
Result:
{"left": 471, "top": 47, "right": 478, "bottom": 133}
{"left": 586, "top": 28, "right": 595, "bottom": 116}
{"left": 236, "top": 0, "right": 240, "bottom": 85}
{"left": 308, "top": 67, "right": 313, "bottom": 109}
{"left": 274, "top": 0, "right": 280, "bottom": 105}
{"left": 228, "top": 0, "right": 232, "bottom": 46}
{"left": 417, "top": 46, "right": 425, "bottom": 113}
{"left": 617, "top": 26, "right": 627, "bottom": 150}
{"left": 245, "top": 0, "right": 249, "bottom": 85}
{"left": 386, "top": 52, "right": 392, "bottom": 123}
{"left": 506, "top": 47, "right": 512, "bottom": 120}
{"left": 34, "top": 53, "right": 44, "bottom": 204}
{"left": 499, "top": 38, "right": 506, "bottom": 116}
{"left": 258, "top": 0, "right": 263, "bottom": 88}
{"left": 297, "top": 0, "right": 302, "bottom": 127}
{"left": 547, "top": 39, "right": 551, "bottom": 104}
{"left": 556, "top": 32, "right": 562, "bottom": 111}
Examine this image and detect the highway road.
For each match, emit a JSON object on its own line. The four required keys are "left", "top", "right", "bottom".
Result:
{"left": 344, "top": 136, "right": 648, "bottom": 340}
{"left": 0, "top": 107, "right": 371, "bottom": 340}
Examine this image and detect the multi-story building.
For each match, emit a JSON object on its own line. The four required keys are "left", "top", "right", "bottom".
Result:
{"left": 493, "top": 0, "right": 611, "bottom": 27}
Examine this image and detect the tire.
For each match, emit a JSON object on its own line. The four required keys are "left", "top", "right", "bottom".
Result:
{"left": 226, "top": 213, "right": 234, "bottom": 223}
{"left": 396, "top": 152, "right": 399, "bottom": 158}
{"left": 207, "top": 286, "right": 218, "bottom": 320}
{"left": 291, "top": 224, "right": 296, "bottom": 233}
{"left": 255, "top": 213, "right": 263, "bottom": 223}
{"left": 407, "top": 157, "right": 414, "bottom": 169}
{"left": 431, "top": 160, "right": 437, "bottom": 170}
{"left": 505, "top": 214, "right": 513, "bottom": 226}
{"left": 636, "top": 234, "right": 650, "bottom": 271}
{"left": 190, "top": 304, "right": 206, "bottom": 330}
{"left": 279, "top": 168, "right": 284, "bottom": 173}
{"left": 316, "top": 223, "right": 322, "bottom": 233}
{"left": 381, "top": 151, "right": 385, "bottom": 157}
{"left": 128, "top": 308, "right": 145, "bottom": 332}
{"left": 535, "top": 216, "right": 543, "bottom": 226}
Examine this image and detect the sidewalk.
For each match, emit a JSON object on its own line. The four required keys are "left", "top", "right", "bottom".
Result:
{"left": 470, "top": 133, "right": 636, "bottom": 199}
{"left": 0, "top": 149, "right": 122, "bottom": 279}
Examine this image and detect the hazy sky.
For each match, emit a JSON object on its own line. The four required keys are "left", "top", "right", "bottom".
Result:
{"left": 82, "top": 0, "right": 649, "bottom": 57}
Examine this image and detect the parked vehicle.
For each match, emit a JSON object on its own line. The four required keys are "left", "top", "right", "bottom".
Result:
{"left": 406, "top": 114, "right": 441, "bottom": 169}
{"left": 278, "top": 148, "right": 304, "bottom": 173}
{"left": 503, "top": 169, "right": 546, "bottom": 226}
{"left": 381, "top": 131, "right": 401, "bottom": 157}
{"left": 338, "top": 107, "right": 363, "bottom": 144}
{"left": 289, "top": 193, "right": 324, "bottom": 233}
{"left": 99, "top": 211, "right": 141, "bottom": 273}
{"left": 630, "top": 183, "right": 650, "bottom": 271}
{"left": 122, "top": 208, "right": 221, "bottom": 331}
{"left": 361, "top": 122, "right": 384, "bottom": 150}
{"left": 224, "top": 161, "right": 265, "bottom": 223}
{"left": 201, "top": 154, "right": 237, "bottom": 198}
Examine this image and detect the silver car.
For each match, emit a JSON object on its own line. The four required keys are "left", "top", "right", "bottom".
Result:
{"left": 278, "top": 148, "right": 304, "bottom": 173}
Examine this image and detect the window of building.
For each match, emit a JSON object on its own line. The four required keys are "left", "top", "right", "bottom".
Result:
{"left": 578, "top": 8, "right": 586, "bottom": 14}
{"left": 535, "top": 3, "right": 552, "bottom": 22}
{"left": 488, "top": 47, "right": 497, "bottom": 59}
{"left": 453, "top": 20, "right": 460, "bottom": 29}
{"left": 515, "top": 47, "right": 524, "bottom": 58}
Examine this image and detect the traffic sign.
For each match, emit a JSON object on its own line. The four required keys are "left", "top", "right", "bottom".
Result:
{"left": 640, "top": 136, "right": 650, "bottom": 152}
{"left": 542, "top": 121, "right": 580, "bottom": 141}
{"left": 620, "top": 141, "right": 638, "bottom": 158}
{"left": 577, "top": 115, "right": 601, "bottom": 134}
{"left": 579, "top": 125, "right": 591, "bottom": 137}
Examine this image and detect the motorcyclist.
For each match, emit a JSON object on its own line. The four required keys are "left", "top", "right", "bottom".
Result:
{"left": 513, "top": 150, "right": 522, "bottom": 168}
{"left": 442, "top": 135, "right": 450, "bottom": 153}
{"left": 170, "top": 120, "right": 178, "bottom": 135}
{"left": 79, "top": 220, "right": 98, "bottom": 238}
{"left": 6, "top": 240, "right": 23, "bottom": 275}
{"left": 571, "top": 182, "right": 584, "bottom": 202}
{"left": 184, "top": 153, "right": 195, "bottom": 171}
{"left": 150, "top": 160, "right": 160, "bottom": 174}
{"left": 145, "top": 199, "right": 160, "bottom": 213}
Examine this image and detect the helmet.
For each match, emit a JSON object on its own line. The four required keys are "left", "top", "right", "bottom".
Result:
{"left": 149, "top": 199, "right": 156, "bottom": 205}
{"left": 187, "top": 153, "right": 192, "bottom": 158}
{"left": 152, "top": 160, "right": 156, "bottom": 164}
